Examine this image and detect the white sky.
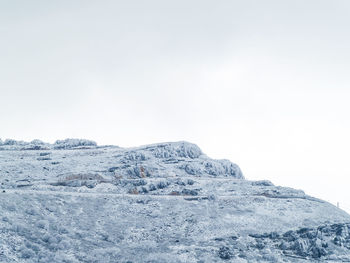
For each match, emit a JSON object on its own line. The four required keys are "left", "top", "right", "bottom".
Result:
{"left": 1, "top": 0, "right": 350, "bottom": 212}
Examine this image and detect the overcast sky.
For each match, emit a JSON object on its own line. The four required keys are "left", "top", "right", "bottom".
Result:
{"left": 1, "top": 0, "right": 350, "bottom": 212}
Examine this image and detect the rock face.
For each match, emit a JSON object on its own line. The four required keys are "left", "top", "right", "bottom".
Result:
{"left": 0, "top": 139, "right": 349, "bottom": 262}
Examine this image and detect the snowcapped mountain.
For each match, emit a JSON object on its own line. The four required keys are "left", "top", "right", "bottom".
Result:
{"left": 0, "top": 139, "right": 349, "bottom": 262}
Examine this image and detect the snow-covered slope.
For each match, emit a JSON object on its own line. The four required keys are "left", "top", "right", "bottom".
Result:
{"left": 0, "top": 139, "right": 349, "bottom": 262}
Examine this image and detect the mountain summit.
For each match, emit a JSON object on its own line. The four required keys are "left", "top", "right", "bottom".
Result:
{"left": 0, "top": 139, "right": 349, "bottom": 262}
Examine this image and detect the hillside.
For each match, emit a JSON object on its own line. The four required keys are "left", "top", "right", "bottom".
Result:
{"left": 0, "top": 139, "right": 349, "bottom": 262}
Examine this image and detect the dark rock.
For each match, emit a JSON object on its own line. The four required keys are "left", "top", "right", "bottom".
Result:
{"left": 181, "top": 189, "right": 198, "bottom": 196}
{"left": 218, "top": 246, "right": 234, "bottom": 260}
{"left": 333, "top": 236, "right": 344, "bottom": 246}
{"left": 311, "top": 246, "right": 327, "bottom": 258}
{"left": 157, "top": 181, "right": 168, "bottom": 189}
{"left": 283, "top": 230, "right": 298, "bottom": 242}
{"left": 140, "top": 187, "right": 148, "bottom": 194}
{"left": 269, "top": 232, "right": 280, "bottom": 239}
{"left": 148, "top": 184, "right": 157, "bottom": 191}
{"left": 251, "top": 180, "right": 274, "bottom": 186}
{"left": 37, "top": 157, "right": 52, "bottom": 161}
{"left": 108, "top": 167, "right": 119, "bottom": 172}
{"left": 132, "top": 179, "right": 146, "bottom": 187}
{"left": 293, "top": 238, "right": 309, "bottom": 257}
{"left": 187, "top": 179, "right": 195, "bottom": 185}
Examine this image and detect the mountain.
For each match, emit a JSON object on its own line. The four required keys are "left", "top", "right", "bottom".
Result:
{"left": 0, "top": 139, "right": 349, "bottom": 262}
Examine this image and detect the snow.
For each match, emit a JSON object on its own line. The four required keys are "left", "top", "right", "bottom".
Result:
{"left": 0, "top": 139, "right": 349, "bottom": 262}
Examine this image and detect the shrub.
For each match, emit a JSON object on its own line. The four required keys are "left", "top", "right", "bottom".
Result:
{"left": 54, "top": 139, "right": 97, "bottom": 149}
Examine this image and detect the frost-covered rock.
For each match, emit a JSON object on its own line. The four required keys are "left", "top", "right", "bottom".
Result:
{"left": 243, "top": 223, "right": 350, "bottom": 259}
{"left": 144, "top": 141, "right": 203, "bottom": 159}
{"left": 3, "top": 139, "right": 21, "bottom": 145}
{"left": 204, "top": 159, "right": 243, "bottom": 178}
{"left": 0, "top": 138, "right": 97, "bottom": 151}
{"left": 0, "top": 139, "right": 33, "bottom": 150}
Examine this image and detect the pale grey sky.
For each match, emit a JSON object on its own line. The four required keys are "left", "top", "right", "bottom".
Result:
{"left": 1, "top": 0, "right": 350, "bottom": 212}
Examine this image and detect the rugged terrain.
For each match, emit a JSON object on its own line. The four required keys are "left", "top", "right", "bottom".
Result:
{"left": 0, "top": 139, "right": 349, "bottom": 262}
